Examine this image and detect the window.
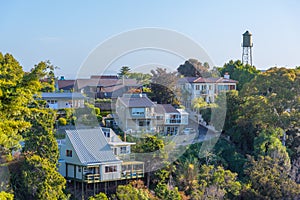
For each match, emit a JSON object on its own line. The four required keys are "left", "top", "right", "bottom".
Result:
{"left": 47, "top": 100, "right": 57, "bottom": 104}
{"left": 78, "top": 166, "right": 81, "bottom": 172}
{"left": 195, "top": 85, "right": 200, "bottom": 90}
{"left": 132, "top": 108, "right": 145, "bottom": 116}
{"left": 105, "top": 166, "right": 117, "bottom": 173}
{"left": 66, "top": 150, "right": 72, "bottom": 157}
{"left": 120, "top": 146, "right": 127, "bottom": 154}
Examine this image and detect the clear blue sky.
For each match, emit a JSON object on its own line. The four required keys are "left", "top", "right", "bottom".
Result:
{"left": 1, "top": 1, "right": 300, "bottom": 78}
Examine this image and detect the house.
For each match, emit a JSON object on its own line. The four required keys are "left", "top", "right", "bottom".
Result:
{"left": 178, "top": 74, "right": 238, "bottom": 107}
{"left": 58, "top": 128, "right": 144, "bottom": 184}
{"left": 56, "top": 79, "right": 75, "bottom": 92}
{"left": 155, "top": 104, "right": 189, "bottom": 135}
{"left": 115, "top": 93, "right": 156, "bottom": 133}
{"left": 74, "top": 76, "right": 141, "bottom": 99}
{"left": 41, "top": 92, "right": 85, "bottom": 109}
{"left": 115, "top": 94, "right": 189, "bottom": 135}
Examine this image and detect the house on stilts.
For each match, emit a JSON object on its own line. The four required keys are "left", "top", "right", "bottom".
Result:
{"left": 58, "top": 127, "right": 144, "bottom": 199}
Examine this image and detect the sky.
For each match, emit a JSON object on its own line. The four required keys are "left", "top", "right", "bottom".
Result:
{"left": 1, "top": 1, "right": 300, "bottom": 78}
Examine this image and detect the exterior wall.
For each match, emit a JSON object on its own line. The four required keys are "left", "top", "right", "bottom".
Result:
{"left": 100, "top": 163, "right": 122, "bottom": 181}
{"left": 116, "top": 100, "right": 156, "bottom": 132}
{"left": 46, "top": 99, "right": 84, "bottom": 109}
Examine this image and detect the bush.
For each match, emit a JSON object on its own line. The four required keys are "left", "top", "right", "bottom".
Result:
{"left": 58, "top": 117, "right": 67, "bottom": 126}
{"left": 94, "top": 107, "right": 100, "bottom": 115}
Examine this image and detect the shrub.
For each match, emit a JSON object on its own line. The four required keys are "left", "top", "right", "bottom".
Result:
{"left": 58, "top": 117, "right": 67, "bottom": 126}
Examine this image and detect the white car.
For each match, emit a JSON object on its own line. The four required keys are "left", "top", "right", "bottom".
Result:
{"left": 182, "top": 128, "right": 196, "bottom": 134}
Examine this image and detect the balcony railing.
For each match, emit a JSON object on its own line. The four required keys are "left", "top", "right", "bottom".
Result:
{"left": 121, "top": 170, "right": 144, "bottom": 179}
{"left": 165, "top": 119, "right": 181, "bottom": 124}
{"left": 84, "top": 173, "right": 100, "bottom": 183}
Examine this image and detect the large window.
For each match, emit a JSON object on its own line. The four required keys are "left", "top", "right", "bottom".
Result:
{"left": 132, "top": 108, "right": 145, "bottom": 116}
{"left": 66, "top": 150, "right": 72, "bottom": 157}
{"left": 105, "top": 166, "right": 117, "bottom": 173}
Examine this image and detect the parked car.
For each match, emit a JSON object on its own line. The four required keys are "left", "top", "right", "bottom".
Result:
{"left": 182, "top": 128, "right": 196, "bottom": 134}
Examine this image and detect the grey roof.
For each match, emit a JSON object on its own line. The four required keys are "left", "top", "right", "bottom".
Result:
{"left": 41, "top": 92, "right": 85, "bottom": 99}
{"left": 118, "top": 94, "right": 155, "bottom": 108}
{"left": 155, "top": 104, "right": 179, "bottom": 114}
{"left": 66, "top": 128, "right": 120, "bottom": 165}
{"left": 75, "top": 78, "right": 140, "bottom": 90}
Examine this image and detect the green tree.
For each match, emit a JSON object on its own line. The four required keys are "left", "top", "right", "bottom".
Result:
{"left": 22, "top": 108, "right": 59, "bottom": 163}
{"left": 254, "top": 128, "right": 291, "bottom": 171}
{"left": 245, "top": 156, "right": 300, "bottom": 199}
{"left": 175, "top": 157, "right": 199, "bottom": 195}
{"left": 154, "top": 183, "right": 181, "bottom": 200}
{"left": 191, "top": 97, "right": 208, "bottom": 115}
{"left": 198, "top": 165, "right": 242, "bottom": 199}
{"left": 118, "top": 66, "right": 131, "bottom": 78}
{"left": 116, "top": 184, "right": 150, "bottom": 200}
{"left": 88, "top": 192, "right": 108, "bottom": 200}
{"left": 177, "top": 59, "right": 209, "bottom": 77}
{"left": 0, "top": 53, "right": 32, "bottom": 156}
{"left": 218, "top": 60, "right": 260, "bottom": 90}
{"left": 149, "top": 68, "right": 179, "bottom": 105}
{"left": 133, "top": 134, "right": 167, "bottom": 188}
{"left": 0, "top": 191, "right": 14, "bottom": 200}
{"left": 18, "top": 154, "right": 66, "bottom": 200}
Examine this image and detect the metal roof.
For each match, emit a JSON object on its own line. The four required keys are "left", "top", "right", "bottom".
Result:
{"left": 41, "top": 92, "right": 85, "bottom": 99}
{"left": 66, "top": 128, "right": 120, "bottom": 165}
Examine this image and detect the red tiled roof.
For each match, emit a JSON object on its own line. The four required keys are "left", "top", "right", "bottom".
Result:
{"left": 178, "top": 77, "right": 238, "bottom": 84}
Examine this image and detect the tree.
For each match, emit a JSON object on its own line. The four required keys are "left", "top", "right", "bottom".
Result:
{"left": 254, "top": 128, "right": 291, "bottom": 171}
{"left": 116, "top": 184, "right": 150, "bottom": 200}
{"left": 0, "top": 192, "right": 14, "bottom": 200}
{"left": 198, "top": 165, "right": 242, "bottom": 199}
{"left": 0, "top": 53, "right": 32, "bottom": 157}
{"left": 149, "top": 68, "right": 179, "bottom": 105}
{"left": 154, "top": 183, "right": 181, "bottom": 200}
{"left": 0, "top": 53, "right": 66, "bottom": 198}
{"left": 132, "top": 134, "right": 167, "bottom": 188}
{"left": 175, "top": 156, "right": 199, "bottom": 195}
{"left": 88, "top": 192, "right": 108, "bottom": 200}
{"left": 241, "top": 67, "right": 300, "bottom": 145}
{"left": 118, "top": 66, "right": 131, "bottom": 78}
{"left": 245, "top": 156, "right": 300, "bottom": 199}
{"left": 218, "top": 60, "right": 260, "bottom": 90}
{"left": 127, "top": 72, "right": 151, "bottom": 85}
{"left": 191, "top": 97, "right": 208, "bottom": 115}
{"left": 22, "top": 108, "right": 59, "bottom": 163}
{"left": 177, "top": 59, "right": 209, "bottom": 77}
{"left": 19, "top": 154, "right": 67, "bottom": 200}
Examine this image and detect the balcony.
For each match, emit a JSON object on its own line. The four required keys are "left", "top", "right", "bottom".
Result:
{"left": 165, "top": 119, "right": 182, "bottom": 124}
{"left": 121, "top": 170, "right": 144, "bottom": 179}
{"left": 84, "top": 173, "right": 100, "bottom": 183}
{"left": 121, "top": 161, "right": 144, "bottom": 180}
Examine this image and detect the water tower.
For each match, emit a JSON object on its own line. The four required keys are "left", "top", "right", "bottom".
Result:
{"left": 241, "top": 30, "right": 253, "bottom": 65}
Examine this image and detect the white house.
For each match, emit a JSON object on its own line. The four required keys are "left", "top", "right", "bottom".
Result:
{"left": 155, "top": 104, "right": 189, "bottom": 135}
{"left": 115, "top": 94, "right": 189, "bottom": 135}
{"left": 58, "top": 128, "right": 144, "bottom": 184}
{"left": 178, "top": 75, "right": 238, "bottom": 107}
{"left": 41, "top": 92, "right": 85, "bottom": 109}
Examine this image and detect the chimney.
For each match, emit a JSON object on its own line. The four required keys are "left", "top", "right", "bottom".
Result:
{"left": 224, "top": 72, "right": 230, "bottom": 79}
